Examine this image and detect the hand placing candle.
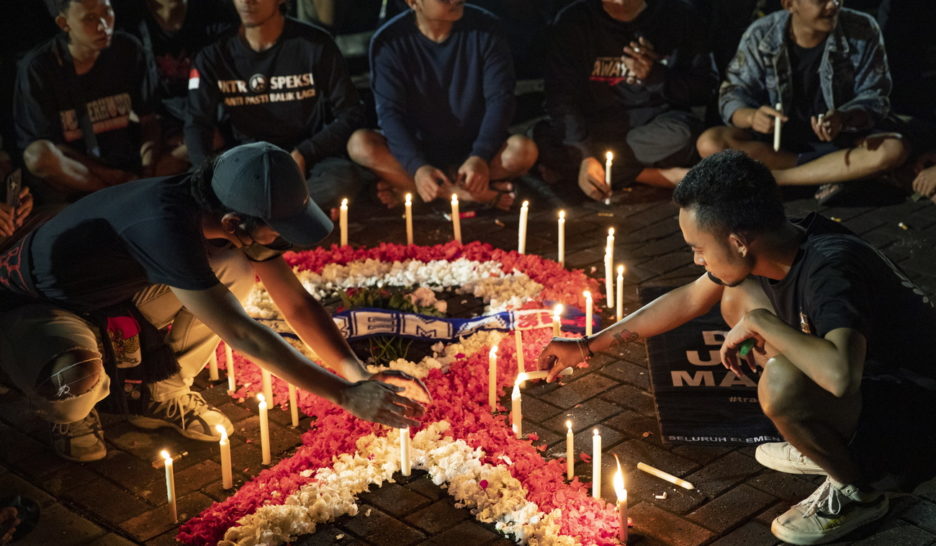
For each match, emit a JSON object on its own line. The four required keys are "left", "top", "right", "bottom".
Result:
{"left": 404, "top": 193, "right": 414, "bottom": 245}
{"left": 339, "top": 198, "right": 349, "bottom": 246}
{"left": 217, "top": 424, "right": 233, "bottom": 490}
{"left": 451, "top": 194, "right": 462, "bottom": 243}
{"left": 161, "top": 449, "right": 178, "bottom": 522}
{"left": 258, "top": 393, "right": 271, "bottom": 465}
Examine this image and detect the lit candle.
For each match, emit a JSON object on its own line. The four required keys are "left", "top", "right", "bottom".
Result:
{"left": 511, "top": 373, "right": 526, "bottom": 437}
{"left": 400, "top": 426, "right": 411, "bottom": 476}
{"left": 557, "top": 210, "right": 566, "bottom": 266}
{"left": 566, "top": 419, "right": 574, "bottom": 480}
{"left": 592, "top": 428, "right": 602, "bottom": 498}
{"left": 488, "top": 345, "right": 498, "bottom": 412}
{"left": 288, "top": 383, "right": 299, "bottom": 428}
{"left": 225, "top": 343, "right": 236, "bottom": 392}
{"left": 514, "top": 328, "right": 525, "bottom": 378}
{"left": 773, "top": 102, "right": 783, "bottom": 152}
{"left": 616, "top": 264, "right": 625, "bottom": 322}
{"left": 613, "top": 455, "right": 628, "bottom": 544}
{"left": 553, "top": 303, "right": 564, "bottom": 337}
{"left": 208, "top": 346, "right": 219, "bottom": 381}
{"left": 518, "top": 200, "right": 529, "bottom": 254}
{"left": 160, "top": 449, "right": 178, "bottom": 522}
{"left": 339, "top": 198, "right": 348, "bottom": 246}
{"left": 261, "top": 368, "right": 273, "bottom": 406}
{"left": 404, "top": 193, "right": 414, "bottom": 245}
{"left": 258, "top": 394, "right": 271, "bottom": 465}
{"left": 217, "top": 424, "right": 233, "bottom": 490}
{"left": 450, "top": 194, "right": 462, "bottom": 243}
{"left": 605, "top": 228, "right": 615, "bottom": 308}
{"left": 604, "top": 151, "right": 613, "bottom": 205}
{"left": 584, "top": 290, "right": 593, "bottom": 337}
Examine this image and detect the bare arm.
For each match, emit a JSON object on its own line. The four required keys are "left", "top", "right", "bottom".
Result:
{"left": 538, "top": 273, "right": 724, "bottom": 381}
{"left": 24, "top": 140, "right": 135, "bottom": 194}
{"left": 169, "top": 282, "right": 422, "bottom": 427}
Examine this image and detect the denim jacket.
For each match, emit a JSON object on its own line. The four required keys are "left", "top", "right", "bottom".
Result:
{"left": 719, "top": 8, "right": 891, "bottom": 131}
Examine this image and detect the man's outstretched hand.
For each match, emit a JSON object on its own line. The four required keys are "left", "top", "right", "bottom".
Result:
{"left": 537, "top": 337, "right": 585, "bottom": 383}
{"left": 372, "top": 369, "right": 432, "bottom": 405}
{"left": 339, "top": 378, "right": 426, "bottom": 428}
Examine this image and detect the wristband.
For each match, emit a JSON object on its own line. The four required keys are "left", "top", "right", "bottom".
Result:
{"left": 577, "top": 337, "right": 595, "bottom": 361}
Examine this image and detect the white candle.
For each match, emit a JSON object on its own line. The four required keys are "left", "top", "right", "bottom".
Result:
{"left": 161, "top": 449, "right": 178, "bottom": 522}
{"left": 613, "top": 455, "right": 628, "bottom": 544}
{"left": 604, "top": 151, "right": 613, "bottom": 205}
{"left": 261, "top": 368, "right": 273, "bottom": 406}
{"left": 553, "top": 303, "right": 563, "bottom": 337}
{"left": 288, "top": 383, "right": 299, "bottom": 428}
{"left": 225, "top": 343, "right": 236, "bottom": 392}
{"left": 616, "top": 264, "right": 625, "bottom": 322}
{"left": 400, "top": 426, "right": 411, "bottom": 476}
{"left": 605, "top": 228, "right": 615, "bottom": 308}
{"left": 584, "top": 290, "right": 593, "bottom": 337}
{"left": 773, "top": 102, "right": 783, "bottom": 152}
{"left": 217, "top": 424, "right": 233, "bottom": 490}
{"left": 511, "top": 373, "right": 526, "bottom": 437}
{"left": 566, "top": 419, "right": 574, "bottom": 480}
{"left": 450, "top": 194, "right": 462, "bottom": 243}
{"left": 592, "top": 428, "right": 602, "bottom": 498}
{"left": 258, "top": 394, "right": 271, "bottom": 465}
{"left": 518, "top": 200, "right": 529, "bottom": 254}
{"left": 208, "top": 347, "right": 219, "bottom": 381}
{"left": 404, "top": 193, "right": 414, "bottom": 245}
{"left": 488, "top": 345, "right": 498, "bottom": 412}
{"left": 557, "top": 210, "right": 566, "bottom": 266}
{"left": 514, "top": 328, "right": 525, "bottom": 378}
{"left": 636, "top": 462, "right": 696, "bottom": 490}
{"left": 339, "top": 198, "right": 348, "bottom": 246}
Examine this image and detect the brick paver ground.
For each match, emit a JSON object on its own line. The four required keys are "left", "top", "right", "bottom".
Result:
{"left": 1, "top": 179, "right": 935, "bottom": 545}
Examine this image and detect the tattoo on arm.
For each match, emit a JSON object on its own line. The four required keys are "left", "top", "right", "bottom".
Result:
{"left": 610, "top": 329, "right": 640, "bottom": 347}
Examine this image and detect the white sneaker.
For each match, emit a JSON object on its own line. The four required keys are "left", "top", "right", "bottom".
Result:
{"left": 129, "top": 391, "right": 232, "bottom": 442}
{"left": 51, "top": 408, "right": 107, "bottom": 462}
{"left": 771, "top": 477, "right": 889, "bottom": 545}
{"left": 756, "top": 442, "right": 826, "bottom": 475}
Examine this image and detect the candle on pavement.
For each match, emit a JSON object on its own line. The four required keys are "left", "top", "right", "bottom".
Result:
{"left": 161, "top": 449, "right": 178, "bottom": 522}
{"left": 488, "top": 344, "right": 498, "bottom": 411}
{"left": 217, "top": 425, "right": 233, "bottom": 490}
{"left": 404, "top": 193, "right": 414, "bottom": 245}
{"left": 584, "top": 290, "right": 593, "bottom": 337}
{"left": 557, "top": 210, "right": 566, "bottom": 265}
{"left": 258, "top": 394, "right": 271, "bottom": 465}
{"left": 592, "top": 428, "right": 602, "bottom": 498}
{"left": 616, "top": 264, "right": 625, "bottom": 322}
{"left": 614, "top": 455, "right": 628, "bottom": 544}
{"left": 566, "top": 419, "right": 574, "bottom": 480}
{"left": 339, "top": 198, "right": 348, "bottom": 246}
{"left": 518, "top": 200, "right": 529, "bottom": 254}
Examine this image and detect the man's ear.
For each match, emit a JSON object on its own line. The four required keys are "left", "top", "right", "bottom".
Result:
{"left": 220, "top": 212, "right": 242, "bottom": 235}
{"left": 781, "top": 0, "right": 796, "bottom": 12}
{"left": 728, "top": 232, "right": 749, "bottom": 257}
{"left": 55, "top": 14, "right": 69, "bottom": 32}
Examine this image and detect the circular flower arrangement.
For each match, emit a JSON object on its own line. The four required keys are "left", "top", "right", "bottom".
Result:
{"left": 178, "top": 241, "right": 625, "bottom": 546}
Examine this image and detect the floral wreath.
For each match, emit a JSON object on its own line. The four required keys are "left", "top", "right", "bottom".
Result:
{"left": 178, "top": 241, "right": 625, "bottom": 545}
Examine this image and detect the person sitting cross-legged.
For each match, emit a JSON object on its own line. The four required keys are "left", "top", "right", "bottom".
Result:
{"left": 695, "top": 0, "right": 909, "bottom": 204}
{"left": 347, "top": 0, "right": 538, "bottom": 211}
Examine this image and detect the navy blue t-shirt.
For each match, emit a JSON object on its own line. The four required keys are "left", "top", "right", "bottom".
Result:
{"left": 370, "top": 5, "right": 516, "bottom": 175}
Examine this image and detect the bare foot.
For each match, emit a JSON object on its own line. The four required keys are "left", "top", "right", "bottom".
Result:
{"left": 0, "top": 506, "right": 19, "bottom": 544}
{"left": 460, "top": 181, "right": 516, "bottom": 211}
{"left": 376, "top": 181, "right": 403, "bottom": 208}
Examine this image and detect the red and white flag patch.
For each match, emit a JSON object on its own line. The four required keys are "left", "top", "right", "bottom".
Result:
{"left": 188, "top": 68, "right": 200, "bottom": 90}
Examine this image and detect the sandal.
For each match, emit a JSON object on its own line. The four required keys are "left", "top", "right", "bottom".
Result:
{"left": 814, "top": 183, "right": 845, "bottom": 206}
{"left": 483, "top": 180, "right": 516, "bottom": 212}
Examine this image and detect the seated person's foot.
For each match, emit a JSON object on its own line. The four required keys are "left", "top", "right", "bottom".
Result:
{"left": 50, "top": 408, "right": 106, "bottom": 462}
{"left": 129, "top": 391, "right": 233, "bottom": 442}
{"left": 0, "top": 495, "right": 38, "bottom": 544}
{"left": 376, "top": 180, "right": 404, "bottom": 208}
{"left": 460, "top": 180, "right": 516, "bottom": 211}
{"left": 771, "top": 477, "right": 888, "bottom": 545}
{"left": 0, "top": 506, "right": 18, "bottom": 545}
{"left": 755, "top": 441, "right": 826, "bottom": 475}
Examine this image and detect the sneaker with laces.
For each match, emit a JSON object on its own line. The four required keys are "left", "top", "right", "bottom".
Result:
{"left": 51, "top": 408, "right": 107, "bottom": 462}
{"left": 771, "top": 477, "right": 889, "bottom": 545}
{"left": 756, "top": 442, "right": 827, "bottom": 475}
{"left": 128, "top": 391, "right": 232, "bottom": 442}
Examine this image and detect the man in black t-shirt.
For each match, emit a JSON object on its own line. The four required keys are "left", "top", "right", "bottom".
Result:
{"left": 185, "top": 0, "right": 367, "bottom": 217}
{"left": 14, "top": 0, "right": 159, "bottom": 206}
{"left": 539, "top": 152, "right": 936, "bottom": 545}
{"left": 0, "top": 142, "right": 424, "bottom": 463}
{"left": 697, "top": 1, "right": 909, "bottom": 203}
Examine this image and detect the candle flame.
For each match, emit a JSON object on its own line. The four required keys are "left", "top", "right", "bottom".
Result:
{"left": 257, "top": 393, "right": 266, "bottom": 405}
{"left": 521, "top": 200, "right": 529, "bottom": 209}
{"left": 584, "top": 290, "right": 591, "bottom": 299}
{"left": 608, "top": 227, "right": 615, "bottom": 236}
{"left": 613, "top": 455, "right": 627, "bottom": 501}
{"left": 215, "top": 424, "right": 228, "bottom": 440}
{"left": 405, "top": 193, "right": 412, "bottom": 205}
{"left": 340, "top": 198, "right": 348, "bottom": 207}
{"left": 566, "top": 419, "right": 572, "bottom": 432}
{"left": 593, "top": 427, "right": 600, "bottom": 437}
{"left": 160, "top": 449, "right": 171, "bottom": 461}
{"left": 451, "top": 194, "right": 458, "bottom": 204}
{"left": 605, "top": 151, "right": 614, "bottom": 161}
{"left": 617, "top": 264, "right": 624, "bottom": 274}
{"left": 558, "top": 210, "right": 566, "bottom": 220}
{"left": 553, "top": 303, "right": 564, "bottom": 319}
{"left": 516, "top": 372, "right": 528, "bottom": 384}
{"left": 490, "top": 345, "right": 498, "bottom": 357}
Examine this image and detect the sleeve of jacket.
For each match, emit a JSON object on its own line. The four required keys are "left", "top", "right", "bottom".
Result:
{"left": 293, "top": 37, "right": 366, "bottom": 166}
{"left": 543, "top": 16, "right": 596, "bottom": 158}
{"left": 718, "top": 23, "right": 769, "bottom": 126}
{"left": 470, "top": 24, "right": 516, "bottom": 161}
{"left": 836, "top": 14, "right": 891, "bottom": 129}
{"left": 183, "top": 49, "right": 220, "bottom": 166}
{"left": 371, "top": 38, "right": 429, "bottom": 177}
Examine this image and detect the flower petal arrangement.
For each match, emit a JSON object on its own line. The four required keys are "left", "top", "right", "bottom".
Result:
{"left": 178, "top": 241, "right": 625, "bottom": 545}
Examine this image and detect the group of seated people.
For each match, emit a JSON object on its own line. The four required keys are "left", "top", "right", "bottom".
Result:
{"left": 3, "top": 0, "right": 936, "bottom": 240}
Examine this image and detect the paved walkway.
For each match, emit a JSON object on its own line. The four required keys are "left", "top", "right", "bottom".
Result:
{"left": 1, "top": 180, "right": 934, "bottom": 545}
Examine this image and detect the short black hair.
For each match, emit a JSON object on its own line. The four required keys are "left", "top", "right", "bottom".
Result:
{"left": 672, "top": 150, "right": 786, "bottom": 237}
{"left": 189, "top": 156, "right": 266, "bottom": 232}
{"left": 45, "top": 0, "right": 76, "bottom": 17}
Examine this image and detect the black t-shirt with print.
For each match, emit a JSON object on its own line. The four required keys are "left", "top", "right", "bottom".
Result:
{"left": 13, "top": 32, "right": 155, "bottom": 172}
{"left": 786, "top": 34, "right": 828, "bottom": 145}
{"left": 757, "top": 214, "right": 936, "bottom": 380}
{"left": 185, "top": 17, "right": 365, "bottom": 167}
{"left": 0, "top": 174, "right": 285, "bottom": 314}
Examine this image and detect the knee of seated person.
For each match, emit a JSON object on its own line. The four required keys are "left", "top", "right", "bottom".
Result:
{"left": 757, "top": 355, "right": 808, "bottom": 419}
{"left": 35, "top": 348, "right": 103, "bottom": 401}
{"left": 346, "top": 129, "right": 383, "bottom": 161}
{"left": 873, "top": 136, "right": 910, "bottom": 170}
{"left": 696, "top": 129, "right": 728, "bottom": 158}
{"left": 23, "top": 140, "right": 58, "bottom": 175}
{"left": 503, "top": 135, "right": 538, "bottom": 172}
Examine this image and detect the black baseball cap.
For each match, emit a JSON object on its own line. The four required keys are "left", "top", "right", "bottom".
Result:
{"left": 211, "top": 142, "right": 333, "bottom": 248}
